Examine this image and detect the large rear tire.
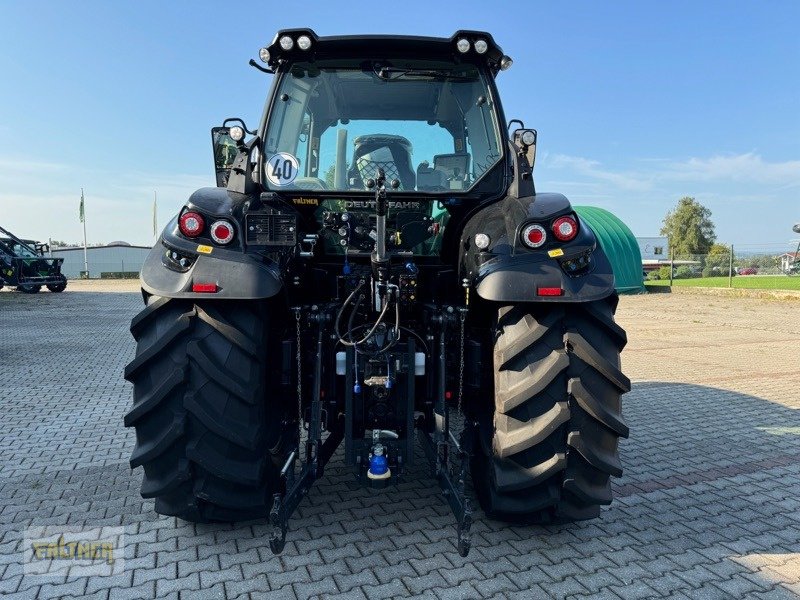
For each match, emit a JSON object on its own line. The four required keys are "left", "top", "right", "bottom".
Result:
{"left": 471, "top": 295, "right": 630, "bottom": 523}
{"left": 124, "top": 296, "right": 288, "bottom": 522}
{"left": 18, "top": 284, "right": 41, "bottom": 294}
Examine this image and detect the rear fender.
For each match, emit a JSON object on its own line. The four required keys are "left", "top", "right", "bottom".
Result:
{"left": 460, "top": 193, "right": 616, "bottom": 303}
{"left": 141, "top": 216, "right": 283, "bottom": 300}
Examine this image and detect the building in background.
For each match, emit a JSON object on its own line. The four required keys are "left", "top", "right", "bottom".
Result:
{"left": 778, "top": 252, "right": 799, "bottom": 273}
{"left": 51, "top": 242, "right": 151, "bottom": 278}
{"left": 637, "top": 237, "right": 669, "bottom": 273}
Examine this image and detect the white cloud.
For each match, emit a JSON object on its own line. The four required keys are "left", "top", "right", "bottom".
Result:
{"left": 546, "top": 154, "right": 653, "bottom": 192}
{"left": 0, "top": 157, "right": 70, "bottom": 174}
{"left": 544, "top": 151, "right": 800, "bottom": 190}
{"left": 536, "top": 151, "right": 800, "bottom": 244}
{"left": 656, "top": 153, "right": 800, "bottom": 187}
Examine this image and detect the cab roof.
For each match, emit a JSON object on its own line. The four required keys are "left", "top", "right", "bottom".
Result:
{"left": 260, "top": 29, "right": 507, "bottom": 75}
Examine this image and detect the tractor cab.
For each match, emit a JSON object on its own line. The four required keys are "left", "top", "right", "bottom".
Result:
{"left": 209, "top": 31, "right": 538, "bottom": 262}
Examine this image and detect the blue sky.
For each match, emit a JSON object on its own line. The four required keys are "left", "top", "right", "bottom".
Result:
{"left": 0, "top": 1, "right": 798, "bottom": 249}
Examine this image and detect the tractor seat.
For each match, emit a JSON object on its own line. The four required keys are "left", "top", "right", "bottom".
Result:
{"left": 348, "top": 135, "right": 416, "bottom": 190}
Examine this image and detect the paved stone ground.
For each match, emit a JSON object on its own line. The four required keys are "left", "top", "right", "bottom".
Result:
{"left": 1, "top": 286, "right": 799, "bottom": 599}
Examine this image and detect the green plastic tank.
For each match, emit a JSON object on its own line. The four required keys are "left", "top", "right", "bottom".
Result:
{"left": 574, "top": 206, "right": 645, "bottom": 294}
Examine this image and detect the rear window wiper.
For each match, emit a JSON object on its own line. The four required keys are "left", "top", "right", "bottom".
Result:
{"left": 374, "top": 66, "right": 476, "bottom": 82}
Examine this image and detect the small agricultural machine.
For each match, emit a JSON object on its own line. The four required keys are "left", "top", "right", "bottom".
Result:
{"left": 0, "top": 225, "right": 66, "bottom": 293}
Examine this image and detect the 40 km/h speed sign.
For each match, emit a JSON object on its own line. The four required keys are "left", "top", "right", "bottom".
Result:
{"left": 266, "top": 153, "right": 299, "bottom": 187}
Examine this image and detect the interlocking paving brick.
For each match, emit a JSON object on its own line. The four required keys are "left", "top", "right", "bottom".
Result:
{"left": 432, "top": 580, "right": 480, "bottom": 599}
{"left": 133, "top": 562, "right": 178, "bottom": 587}
{"left": 109, "top": 582, "right": 156, "bottom": 599}
{"left": 65, "top": 591, "right": 113, "bottom": 600}
{"left": 156, "top": 572, "right": 202, "bottom": 596}
{"left": 403, "top": 572, "right": 450, "bottom": 595}
{"left": 200, "top": 565, "right": 245, "bottom": 588}
{"left": 292, "top": 577, "right": 339, "bottom": 598}
{"left": 322, "top": 589, "right": 370, "bottom": 600}
{"left": 371, "top": 560, "right": 417, "bottom": 584}
{"left": 181, "top": 582, "right": 227, "bottom": 599}
{"left": 177, "top": 555, "right": 219, "bottom": 578}
{"left": 605, "top": 580, "right": 662, "bottom": 600}
{"left": 250, "top": 583, "right": 297, "bottom": 600}
{"left": 334, "top": 568, "right": 379, "bottom": 593}
{"left": 471, "top": 573, "right": 518, "bottom": 596}
{"left": 361, "top": 577, "right": 410, "bottom": 599}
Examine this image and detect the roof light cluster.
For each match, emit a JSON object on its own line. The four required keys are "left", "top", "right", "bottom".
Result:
{"left": 455, "top": 36, "right": 513, "bottom": 71}
{"left": 259, "top": 34, "right": 313, "bottom": 64}
{"left": 455, "top": 37, "right": 488, "bottom": 55}
{"left": 257, "top": 30, "right": 512, "bottom": 74}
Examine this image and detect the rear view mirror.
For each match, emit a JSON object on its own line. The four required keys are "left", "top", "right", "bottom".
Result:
{"left": 211, "top": 127, "right": 239, "bottom": 187}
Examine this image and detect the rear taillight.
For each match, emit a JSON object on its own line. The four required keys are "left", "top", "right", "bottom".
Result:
{"left": 537, "top": 287, "right": 563, "bottom": 296}
{"left": 179, "top": 212, "right": 204, "bottom": 237}
{"left": 521, "top": 223, "right": 547, "bottom": 248}
{"left": 209, "top": 220, "right": 234, "bottom": 245}
{"left": 552, "top": 216, "right": 578, "bottom": 241}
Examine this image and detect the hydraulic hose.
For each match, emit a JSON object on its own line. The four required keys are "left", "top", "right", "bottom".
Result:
{"left": 336, "top": 281, "right": 393, "bottom": 347}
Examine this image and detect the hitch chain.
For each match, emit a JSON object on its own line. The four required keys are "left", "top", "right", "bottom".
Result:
{"left": 457, "top": 278, "right": 469, "bottom": 419}
{"left": 295, "top": 308, "right": 303, "bottom": 447}
{"left": 457, "top": 309, "right": 466, "bottom": 418}
{"left": 456, "top": 303, "right": 472, "bottom": 557}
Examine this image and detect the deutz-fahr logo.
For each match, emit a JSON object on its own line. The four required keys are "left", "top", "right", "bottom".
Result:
{"left": 344, "top": 201, "right": 421, "bottom": 210}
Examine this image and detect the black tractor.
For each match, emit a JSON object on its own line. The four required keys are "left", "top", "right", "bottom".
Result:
{"left": 0, "top": 225, "right": 67, "bottom": 293}
{"left": 124, "top": 30, "right": 630, "bottom": 556}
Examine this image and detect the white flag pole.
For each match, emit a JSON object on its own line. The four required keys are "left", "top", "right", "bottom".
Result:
{"left": 81, "top": 188, "right": 89, "bottom": 278}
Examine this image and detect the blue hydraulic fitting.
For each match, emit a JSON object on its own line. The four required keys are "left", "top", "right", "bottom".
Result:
{"left": 405, "top": 262, "right": 418, "bottom": 274}
{"left": 367, "top": 444, "right": 390, "bottom": 480}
